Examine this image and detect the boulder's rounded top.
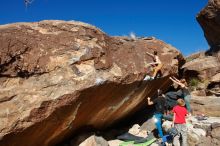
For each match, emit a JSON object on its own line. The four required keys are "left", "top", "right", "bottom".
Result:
{"left": 0, "top": 20, "right": 106, "bottom": 34}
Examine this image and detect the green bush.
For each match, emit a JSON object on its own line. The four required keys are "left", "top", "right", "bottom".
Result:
{"left": 189, "top": 78, "right": 200, "bottom": 88}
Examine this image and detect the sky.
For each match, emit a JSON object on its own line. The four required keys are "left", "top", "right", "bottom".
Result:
{"left": 0, "top": 0, "right": 209, "bottom": 56}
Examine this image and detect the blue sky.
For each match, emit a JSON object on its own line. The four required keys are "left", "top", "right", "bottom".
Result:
{"left": 0, "top": 0, "right": 208, "bottom": 56}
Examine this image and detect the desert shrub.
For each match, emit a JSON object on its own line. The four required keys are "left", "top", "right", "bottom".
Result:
{"left": 189, "top": 78, "right": 200, "bottom": 88}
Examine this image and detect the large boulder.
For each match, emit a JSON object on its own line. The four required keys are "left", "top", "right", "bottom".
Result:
{"left": 197, "top": 0, "right": 220, "bottom": 53}
{"left": 0, "top": 20, "right": 181, "bottom": 146}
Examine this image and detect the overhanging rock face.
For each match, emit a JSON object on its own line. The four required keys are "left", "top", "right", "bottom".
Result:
{"left": 197, "top": 0, "right": 220, "bottom": 53}
{"left": 0, "top": 20, "right": 181, "bottom": 146}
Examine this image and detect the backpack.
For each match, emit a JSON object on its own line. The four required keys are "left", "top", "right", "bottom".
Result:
{"left": 167, "top": 127, "right": 178, "bottom": 138}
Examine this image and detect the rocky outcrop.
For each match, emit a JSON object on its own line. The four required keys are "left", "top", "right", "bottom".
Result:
{"left": 191, "top": 96, "right": 220, "bottom": 117}
{"left": 197, "top": 0, "right": 220, "bottom": 53}
{"left": 188, "top": 117, "right": 220, "bottom": 146}
{"left": 185, "top": 0, "right": 220, "bottom": 95}
{"left": 182, "top": 52, "right": 220, "bottom": 96}
{"left": 183, "top": 52, "right": 220, "bottom": 80}
{"left": 0, "top": 20, "right": 181, "bottom": 146}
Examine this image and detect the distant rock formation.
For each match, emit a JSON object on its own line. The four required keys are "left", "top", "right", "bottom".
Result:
{"left": 0, "top": 20, "right": 181, "bottom": 146}
{"left": 197, "top": 0, "right": 220, "bottom": 53}
{"left": 183, "top": 52, "right": 220, "bottom": 96}
{"left": 183, "top": 52, "right": 220, "bottom": 80}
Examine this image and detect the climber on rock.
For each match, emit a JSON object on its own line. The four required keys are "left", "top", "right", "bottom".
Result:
{"left": 144, "top": 51, "right": 163, "bottom": 80}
